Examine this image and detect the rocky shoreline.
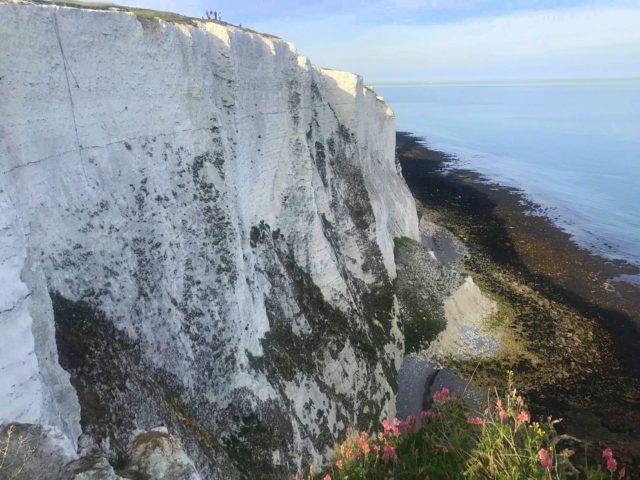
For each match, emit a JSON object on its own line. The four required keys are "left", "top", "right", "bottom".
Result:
{"left": 396, "top": 131, "right": 640, "bottom": 471}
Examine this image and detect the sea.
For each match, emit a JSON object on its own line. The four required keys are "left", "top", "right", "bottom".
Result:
{"left": 375, "top": 80, "right": 640, "bottom": 270}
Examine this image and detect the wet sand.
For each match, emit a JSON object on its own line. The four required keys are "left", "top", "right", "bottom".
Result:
{"left": 397, "top": 132, "right": 640, "bottom": 470}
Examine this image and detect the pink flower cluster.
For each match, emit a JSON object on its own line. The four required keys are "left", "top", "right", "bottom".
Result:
{"left": 382, "top": 444, "right": 398, "bottom": 462}
{"left": 399, "top": 415, "right": 416, "bottom": 434}
{"left": 538, "top": 448, "right": 552, "bottom": 469}
{"left": 357, "top": 431, "right": 371, "bottom": 455}
{"left": 381, "top": 418, "right": 400, "bottom": 438}
{"left": 420, "top": 409, "right": 439, "bottom": 426}
{"left": 432, "top": 387, "right": 451, "bottom": 402}
{"left": 495, "top": 399, "right": 508, "bottom": 422}
{"left": 602, "top": 447, "right": 626, "bottom": 478}
{"left": 466, "top": 416, "right": 485, "bottom": 425}
{"left": 381, "top": 415, "right": 419, "bottom": 438}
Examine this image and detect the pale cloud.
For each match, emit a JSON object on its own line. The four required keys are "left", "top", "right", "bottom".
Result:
{"left": 252, "top": 5, "right": 640, "bottom": 81}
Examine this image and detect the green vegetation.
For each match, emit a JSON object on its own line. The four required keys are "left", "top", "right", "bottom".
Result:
{"left": 0, "top": 426, "right": 35, "bottom": 479}
{"left": 45, "top": 1, "right": 118, "bottom": 8}
{"left": 483, "top": 289, "right": 516, "bottom": 332}
{"left": 31, "top": 0, "right": 280, "bottom": 36}
{"left": 36, "top": 0, "right": 199, "bottom": 25}
{"left": 297, "top": 373, "right": 629, "bottom": 480}
{"left": 393, "top": 236, "right": 453, "bottom": 353}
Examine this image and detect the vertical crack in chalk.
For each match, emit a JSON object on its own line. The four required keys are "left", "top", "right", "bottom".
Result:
{"left": 52, "top": 9, "right": 89, "bottom": 186}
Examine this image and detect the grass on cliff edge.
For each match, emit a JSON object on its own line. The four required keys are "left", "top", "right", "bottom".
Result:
{"left": 27, "top": 0, "right": 280, "bottom": 36}
{"left": 31, "top": 0, "right": 193, "bottom": 23}
{"left": 296, "top": 373, "right": 630, "bottom": 480}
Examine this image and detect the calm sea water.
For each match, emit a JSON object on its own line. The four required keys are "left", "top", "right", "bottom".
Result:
{"left": 375, "top": 80, "right": 640, "bottom": 269}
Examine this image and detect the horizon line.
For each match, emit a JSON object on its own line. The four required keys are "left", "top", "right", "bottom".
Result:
{"left": 368, "top": 76, "right": 640, "bottom": 86}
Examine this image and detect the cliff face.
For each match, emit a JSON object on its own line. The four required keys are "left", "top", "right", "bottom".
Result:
{"left": 0, "top": 2, "right": 419, "bottom": 477}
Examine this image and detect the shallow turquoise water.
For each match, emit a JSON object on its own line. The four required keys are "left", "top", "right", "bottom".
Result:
{"left": 376, "top": 80, "right": 640, "bottom": 268}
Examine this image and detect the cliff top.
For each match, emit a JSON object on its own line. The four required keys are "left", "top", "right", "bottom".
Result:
{"left": 3, "top": 0, "right": 389, "bottom": 97}
{"left": 5, "top": 0, "right": 281, "bottom": 38}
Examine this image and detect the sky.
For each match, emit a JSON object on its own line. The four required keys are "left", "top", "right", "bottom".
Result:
{"left": 120, "top": 0, "right": 640, "bottom": 83}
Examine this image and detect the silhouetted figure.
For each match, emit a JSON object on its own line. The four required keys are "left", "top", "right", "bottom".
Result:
{"left": 204, "top": 10, "right": 222, "bottom": 21}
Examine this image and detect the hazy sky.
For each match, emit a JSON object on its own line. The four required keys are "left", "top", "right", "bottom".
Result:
{"left": 120, "top": 0, "right": 640, "bottom": 82}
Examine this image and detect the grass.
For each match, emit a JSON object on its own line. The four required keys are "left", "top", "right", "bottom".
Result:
{"left": 0, "top": 426, "right": 36, "bottom": 479}
{"left": 30, "top": 0, "right": 200, "bottom": 25}
{"left": 296, "top": 373, "right": 630, "bottom": 480}
{"left": 26, "top": 0, "right": 281, "bottom": 36}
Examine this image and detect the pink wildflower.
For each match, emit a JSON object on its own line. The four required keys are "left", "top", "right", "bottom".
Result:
{"left": 383, "top": 427, "right": 400, "bottom": 438}
{"left": 345, "top": 448, "right": 353, "bottom": 460}
{"left": 538, "top": 448, "right": 552, "bottom": 469}
{"left": 442, "top": 446, "right": 449, "bottom": 453}
{"left": 324, "top": 475, "right": 331, "bottom": 480}
{"left": 382, "top": 445, "right": 398, "bottom": 462}
{"left": 420, "top": 410, "right": 429, "bottom": 425}
{"left": 373, "top": 444, "right": 381, "bottom": 453}
{"left": 382, "top": 420, "right": 400, "bottom": 437}
{"left": 433, "top": 387, "right": 450, "bottom": 402}
{"left": 496, "top": 399, "right": 508, "bottom": 422}
{"left": 618, "top": 467, "right": 626, "bottom": 479}
{"left": 335, "top": 459, "right": 343, "bottom": 469}
{"left": 359, "top": 431, "right": 370, "bottom": 454}
{"left": 517, "top": 410, "right": 529, "bottom": 423}
{"left": 398, "top": 419, "right": 408, "bottom": 433}
{"left": 420, "top": 410, "right": 439, "bottom": 426}
{"left": 602, "top": 448, "right": 619, "bottom": 474}
{"left": 466, "top": 416, "right": 485, "bottom": 425}
{"left": 407, "top": 415, "right": 416, "bottom": 432}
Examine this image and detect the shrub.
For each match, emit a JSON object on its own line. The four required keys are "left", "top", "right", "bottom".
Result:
{"left": 296, "top": 372, "right": 629, "bottom": 480}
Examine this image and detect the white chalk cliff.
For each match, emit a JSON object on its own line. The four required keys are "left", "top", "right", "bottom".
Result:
{"left": 0, "top": 1, "right": 419, "bottom": 477}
